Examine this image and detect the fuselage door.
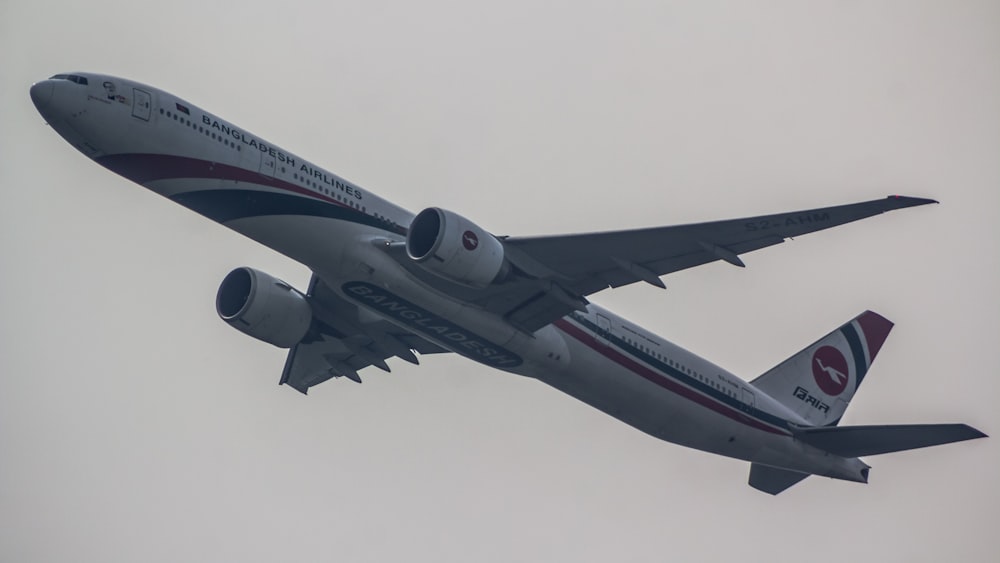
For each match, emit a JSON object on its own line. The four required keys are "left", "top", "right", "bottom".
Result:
{"left": 259, "top": 151, "right": 277, "bottom": 178}
{"left": 740, "top": 387, "right": 756, "bottom": 414}
{"left": 596, "top": 313, "right": 612, "bottom": 347}
{"left": 131, "top": 88, "right": 151, "bottom": 121}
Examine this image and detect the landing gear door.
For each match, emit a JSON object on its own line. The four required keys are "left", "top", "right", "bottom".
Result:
{"left": 131, "top": 88, "right": 151, "bottom": 121}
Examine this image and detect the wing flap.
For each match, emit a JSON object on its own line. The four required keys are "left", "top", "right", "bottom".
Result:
{"left": 280, "top": 275, "right": 449, "bottom": 394}
{"left": 280, "top": 338, "right": 339, "bottom": 393}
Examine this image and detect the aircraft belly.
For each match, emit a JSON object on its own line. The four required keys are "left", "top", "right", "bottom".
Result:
{"left": 529, "top": 334, "right": 867, "bottom": 479}
{"left": 325, "top": 243, "right": 578, "bottom": 373}
{"left": 225, "top": 215, "right": 379, "bottom": 271}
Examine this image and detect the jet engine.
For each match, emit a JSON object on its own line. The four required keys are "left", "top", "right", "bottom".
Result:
{"left": 406, "top": 207, "right": 508, "bottom": 288}
{"left": 216, "top": 267, "right": 312, "bottom": 348}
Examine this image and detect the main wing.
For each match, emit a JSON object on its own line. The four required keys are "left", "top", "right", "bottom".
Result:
{"left": 281, "top": 275, "right": 449, "bottom": 394}
{"left": 383, "top": 195, "right": 936, "bottom": 333}
{"left": 504, "top": 195, "right": 935, "bottom": 295}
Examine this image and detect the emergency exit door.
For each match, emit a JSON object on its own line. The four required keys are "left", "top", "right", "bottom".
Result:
{"left": 132, "top": 88, "right": 151, "bottom": 121}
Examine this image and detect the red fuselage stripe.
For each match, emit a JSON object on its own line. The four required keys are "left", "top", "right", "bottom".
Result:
{"left": 552, "top": 318, "right": 790, "bottom": 436}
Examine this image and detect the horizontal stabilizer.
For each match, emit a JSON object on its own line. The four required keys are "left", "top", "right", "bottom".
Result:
{"left": 748, "top": 464, "right": 810, "bottom": 495}
{"left": 795, "top": 424, "right": 987, "bottom": 457}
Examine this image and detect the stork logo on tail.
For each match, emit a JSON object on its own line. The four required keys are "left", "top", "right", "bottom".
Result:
{"left": 811, "top": 346, "right": 850, "bottom": 396}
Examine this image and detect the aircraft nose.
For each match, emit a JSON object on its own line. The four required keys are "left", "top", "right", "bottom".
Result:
{"left": 30, "top": 80, "right": 55, "bottom": 112}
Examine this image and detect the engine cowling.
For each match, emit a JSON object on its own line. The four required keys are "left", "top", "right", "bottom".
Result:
{"left": 216, "top": 267, "right": 312, "bottom": 348}
{"left": 406, "top": 207, "right": 507, "bottom": 288}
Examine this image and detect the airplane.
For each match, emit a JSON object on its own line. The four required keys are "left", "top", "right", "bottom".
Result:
{"left": 30, "top": 72, "right": 986, "bottom": 495}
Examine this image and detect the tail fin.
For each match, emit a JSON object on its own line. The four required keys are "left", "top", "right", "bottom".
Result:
{"left": 751, "top": 311, "right": 893, "bottom": 426}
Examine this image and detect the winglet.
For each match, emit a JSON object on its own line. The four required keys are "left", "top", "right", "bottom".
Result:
{"left": 885, "top": 195, "right": 939, "bottom": 208}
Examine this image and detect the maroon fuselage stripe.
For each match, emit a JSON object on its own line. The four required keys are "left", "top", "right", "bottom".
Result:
{"left": 96, "top": 153, "right": 356, "bottom": 210}
{"left": 552, "top": 318, "right": 790, "bottom": 436}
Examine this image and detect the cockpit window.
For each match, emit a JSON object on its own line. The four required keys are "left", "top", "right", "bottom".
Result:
{"left": 49, "top": 74, "right": 88, "bottom": 85}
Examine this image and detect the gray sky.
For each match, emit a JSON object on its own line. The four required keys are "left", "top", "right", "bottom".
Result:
{"left": 3, "top": 1, "right": 998, "bottom": 561}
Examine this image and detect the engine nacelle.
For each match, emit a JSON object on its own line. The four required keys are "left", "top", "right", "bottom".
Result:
{"left": 406, "top": 207, "right": 507, "bottom": 288}
{"left": 216, "top": 267, "right": 312, "bottom": 348}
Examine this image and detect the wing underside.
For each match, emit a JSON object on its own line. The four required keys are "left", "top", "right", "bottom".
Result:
{"left": 383, "top": 196, "right": 937, "bottom": 333}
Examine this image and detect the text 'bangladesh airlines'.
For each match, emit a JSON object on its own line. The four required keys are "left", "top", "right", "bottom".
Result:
{"left": 30, "top": 73, "right": 986, "bottom": 495}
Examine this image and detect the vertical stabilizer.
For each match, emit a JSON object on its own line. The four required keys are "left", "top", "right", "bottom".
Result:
{"left": 750, "top": 311, "right": 893, "bottom": 426}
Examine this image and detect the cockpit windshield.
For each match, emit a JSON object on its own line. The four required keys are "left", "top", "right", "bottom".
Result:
{"left": 50, "top": 74, "right": 89, "bottom": 85}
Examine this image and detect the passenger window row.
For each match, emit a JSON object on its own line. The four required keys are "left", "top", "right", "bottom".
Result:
{"left": 156, "top": 104, "right": 389, "bottom": 223}
{"left": 625, "top": 336, "right": 738, "bottom": 398}
{"left": 291, "top": 172, "right": 368, "bottom": 213}
{"left": 159, "top": 107, "right": 242, "bottom": 152}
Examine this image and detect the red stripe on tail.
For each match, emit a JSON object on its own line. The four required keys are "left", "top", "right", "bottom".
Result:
{"left": 857, "top": 311, "right": 894, "bottom": 364}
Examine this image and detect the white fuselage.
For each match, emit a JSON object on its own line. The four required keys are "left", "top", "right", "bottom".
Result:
{"left": 31, "top": 73, "right": 869, "bottom": 482}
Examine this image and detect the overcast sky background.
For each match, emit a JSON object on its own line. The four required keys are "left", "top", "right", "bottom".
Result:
{"left": 2, "top": 1, "right": 998, "bottom": 561}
